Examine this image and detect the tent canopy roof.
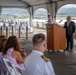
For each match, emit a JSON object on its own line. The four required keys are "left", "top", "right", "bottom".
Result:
{"left": 0, "top": 0, "right": 73, "bottom": 7}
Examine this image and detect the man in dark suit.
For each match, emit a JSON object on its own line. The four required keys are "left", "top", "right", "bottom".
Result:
{"left": 64, "top": 16, "right": 75, "bottom": 51}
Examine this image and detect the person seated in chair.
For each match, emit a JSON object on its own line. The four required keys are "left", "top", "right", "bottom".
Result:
{"left": 0, "top": 35, "right": 7, "bottom": 52}
{"left": 2, "top": 36, "right": 26, "bottom": 70}
{"left": 24, "top": 33, "right": 55, "bottom": 75}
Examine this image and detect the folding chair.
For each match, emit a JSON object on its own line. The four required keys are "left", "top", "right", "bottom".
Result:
{"left": 2, "top": 58, "right": 23, "bottom": 75}
{"left": 0, "top": 57, "right": 9, "bottom": 75}
{"left": 1, "top": 58, "right": 16, "bottom": 75}
{"left": 12, "top": 63, "right": 23, "bottom": 75}
{"left": 0, "top": 57, "right": 3, "bottom": 75}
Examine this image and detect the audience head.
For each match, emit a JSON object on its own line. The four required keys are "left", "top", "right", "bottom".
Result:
{"left": 15, "top": 22, "right": 17, "bottom": 24}
{"left": 0, "top": 36, "right": 7, "bottom": 52}
{"left": 67, "top": 16, "right": 71, "bottom": 22}
{"left": 48, "top": 15, "right": 51, "bottom": 19}
{"left": 20, "top": 22, "right": 22, "bottom": 25}
{"left": 32, "top": 33, "right": 47, "bottom": 52}
{"left": 2, "top": 36, "right": 21, "bottom": 55}
{"left": 3, "top": 23, "right": 5, "bottom": 25}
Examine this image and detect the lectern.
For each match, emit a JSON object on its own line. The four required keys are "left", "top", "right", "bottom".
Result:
{"left": 46, "top": 24, "right": 66, "bottom": 50}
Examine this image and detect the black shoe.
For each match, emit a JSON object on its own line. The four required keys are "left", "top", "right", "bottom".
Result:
{"left": 70, "top": 49, "right": 73, "bottom": 51}
{"left": 69, "top": 49, "right": 73, "bottom": 52}
{"left": 64, "top": 48, "right": 69, "bottom": 51}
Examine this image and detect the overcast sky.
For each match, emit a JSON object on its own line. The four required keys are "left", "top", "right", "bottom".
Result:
{"left": 61, "top": 4, "right": 76, "bottom": 8}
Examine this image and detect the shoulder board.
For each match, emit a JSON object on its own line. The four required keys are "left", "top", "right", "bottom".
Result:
{"left": 41, "top": 55, "right": 49, "bottom": 62}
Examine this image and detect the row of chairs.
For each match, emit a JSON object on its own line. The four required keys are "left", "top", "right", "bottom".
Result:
{"left": 0, "top": 57, "right": 24, "bottom": 75}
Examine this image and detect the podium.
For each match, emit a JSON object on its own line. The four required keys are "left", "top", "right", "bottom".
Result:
{"left": 46, "top": 24, "right": 66, "bottom": 50}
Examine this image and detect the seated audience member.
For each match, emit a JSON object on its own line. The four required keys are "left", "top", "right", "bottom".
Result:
{"left": 2, "top": 36, "right": 26, "bottom": 70}
{"left": 24, "top": 33, "right": 55, "bottom": 75}
{"left": 0, "top": 38, "right": 7, "bottom": 52}
{"left": 0, "top": 35, "right": 7, "bottom": 52}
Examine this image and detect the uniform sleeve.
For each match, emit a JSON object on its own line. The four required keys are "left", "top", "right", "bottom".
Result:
{"left": 64, "top": 22, "right": 66, "bottom": 28}
{"left": 44, "top": 61, "right": 55, "bottom": 75}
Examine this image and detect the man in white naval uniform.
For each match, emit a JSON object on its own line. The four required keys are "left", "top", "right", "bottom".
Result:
{"left": 14, "top": 22, "right": 19, "bottom": 34}
{"left": 24, "top": 33, "right": 55, "bottom": 75}
{"left": 48, "top": 15, "right": 53, "bottom": 24}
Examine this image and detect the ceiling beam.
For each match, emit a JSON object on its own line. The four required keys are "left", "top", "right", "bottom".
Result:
{"left": 50, "top": 0, "right": 66, "bottom": 3}
{"left": 18, "top": 0, "right": 31, "bottom": 7}
{"left": 32, "top": 2, "right": 50, "bottom": 6}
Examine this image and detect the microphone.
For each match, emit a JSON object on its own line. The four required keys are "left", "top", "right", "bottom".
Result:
{"left": 59, "top": 20, "right": 62, "bottom": 23}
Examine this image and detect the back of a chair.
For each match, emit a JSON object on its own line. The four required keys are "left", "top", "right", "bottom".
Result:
{"left": 0, "top": 57, "right": 3, "bottom": 75}
{"left": 2, "top": 58, "right": 22, "bottom": 75}
{"left": 2, "top": 58, "right": 16, "bottom": 75}
{"left": 0, "top": 57, "right": 9, "bottom": 75}
{"left": 13, "top": 65, "right": 23, "bottom": 75}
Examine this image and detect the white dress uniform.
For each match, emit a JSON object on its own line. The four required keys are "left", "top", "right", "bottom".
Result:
{"left": 14, "top": 24, "right": 19, "bottom": 34}
{"left": 24, "top": 50, "right": 55, "bottom": 75}
{"left": 48, "top": 18, "right": 53, "bottom": 24}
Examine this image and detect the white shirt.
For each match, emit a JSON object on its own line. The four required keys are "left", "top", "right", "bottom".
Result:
{"left": 14, "top": 24, "right": 19, "bottom": 30}
{"left": 67, "top": 21, "right": 70, "bottom": 27}
{"left": 24, "top": 50, "right": 55, "bottom": 75}
{"left": 48, "top": 18, "right": 53, "bottom": 24}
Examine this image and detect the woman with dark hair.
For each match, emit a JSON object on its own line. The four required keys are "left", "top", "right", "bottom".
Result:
{"left": 2, "top": 36, "right": 26, "bottom": 70}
